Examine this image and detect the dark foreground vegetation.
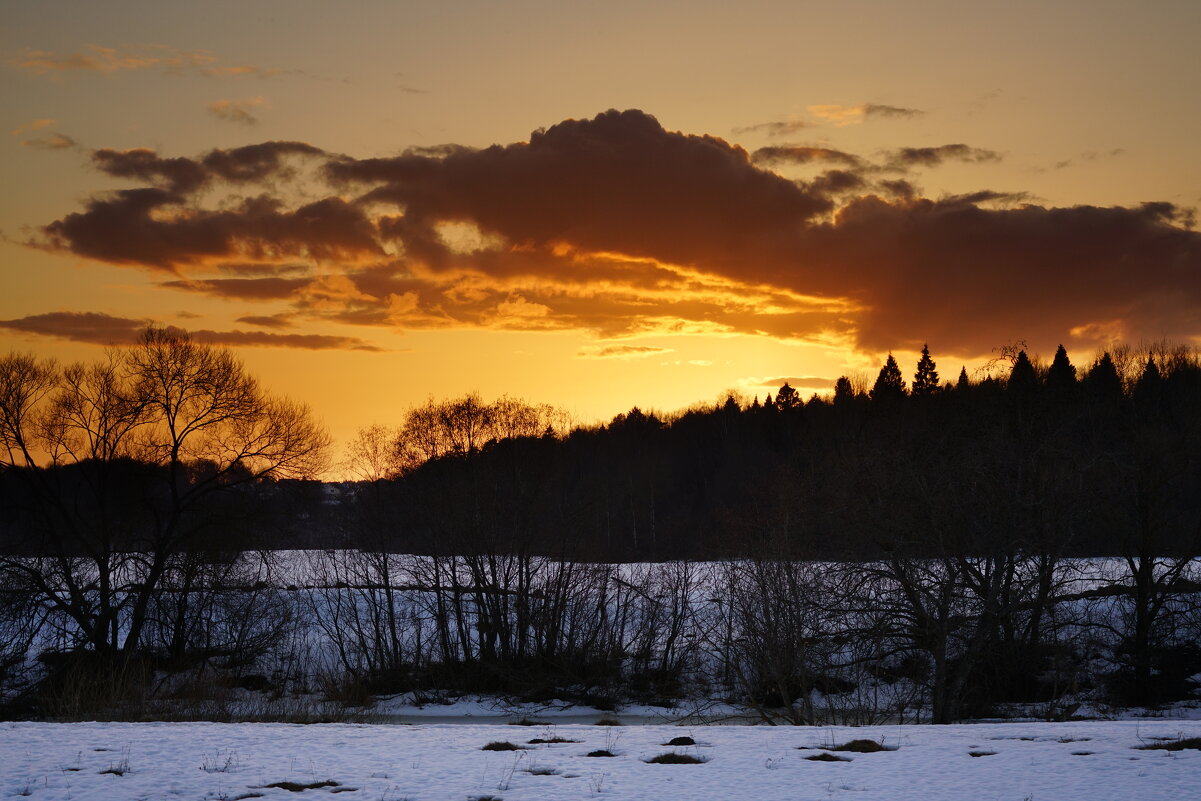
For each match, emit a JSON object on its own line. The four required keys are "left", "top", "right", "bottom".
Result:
{"left": 1, "top": 332, "right": 1199, "bottom": 723}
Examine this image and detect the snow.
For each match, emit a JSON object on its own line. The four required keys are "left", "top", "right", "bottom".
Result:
{"left": 4, "top": 719, "right": 1201, "bottom": 800}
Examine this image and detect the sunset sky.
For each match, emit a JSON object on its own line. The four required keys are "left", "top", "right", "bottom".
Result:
{"left": 3, "top": 0, "right": 1200, "bottom": 449}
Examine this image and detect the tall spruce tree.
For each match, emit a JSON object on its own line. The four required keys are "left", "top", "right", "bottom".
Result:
{"left": 1046, "top": 344, "right": 1077, "bottom": 389}
{"left": 870, "top": 354, "right": 907, "bottom": 401}
{"left": 913, "top": 344, "right": 940, "bottom": 396}
{"left": 1008, "top": 350, "right": 1037, "bottom": 393}
{"left": 833, "top": 376, "right": 854, "bottom": 405}
{"left": 774, "top": 382, "right": 801, "bottom": 410}
{"left": 1083, "top": 352, "right": 1122, "bottom": 405}
{"left": 1133, "top": 356, "right": 1163, "bottom": 419}
{"left": 956, "top": 366, "right": 970, "bottom": 389}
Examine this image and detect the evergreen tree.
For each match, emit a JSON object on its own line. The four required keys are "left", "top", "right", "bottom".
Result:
{"left": 1083, "top": 352, "right": 1122, "bottom": 405}
{"left": 870, "top": 354, "right": 907, "bottom": 401}
{"left": 913, "top": 344, "right": 940, "bottom": 396}
{"left": 1008, "top": 350, "right": 1037, "bottom": 393}
{"left": 1133, "top": 356, "right": 1163, "bottom": 419}
{"left": 1046, "top": 344, "right": 1077, "bottom": 390}
{"left": 956, "top": 366, "right": 970, "bottom": 390}
{"left": 774, "top": 382, "right": 800, "bottom": 410}
{"left": 833, "top": 376, "right": 854, "bottom": 405}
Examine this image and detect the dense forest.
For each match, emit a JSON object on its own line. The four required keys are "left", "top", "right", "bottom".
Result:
{"left": 1, "top": 332, "right": 1199, "bottom": 722}
{"left": 345, "top": 341, "right": 1201, "bottom": 563}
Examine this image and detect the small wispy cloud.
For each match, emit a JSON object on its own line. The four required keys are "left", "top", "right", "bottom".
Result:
{"left": 732, "top": 119, "right": 810, "bottom": 137}
{"left": 751, "top": 146, "right": 865, "bottom": 169}
{"left": 208, "top": 96, "right": 267, "bottom": 125}
{"left": 577, "top": 344, "right": 674, "bottom": 359}
{"left": 754, "top": 375, "right": 834, "bottom": 389}
{"left": 809, "top": 103, "right": 925, "bottom": 126}
{"left": 22, "top": 132, "right": 77, "bottom": 150}
{"left": 10, "top": 118, "right": 56, "bottom": 135}
{"left": 863, "top": 103, "right": 925, "bottom": 119}
{"left": 885, "top": 144, "right": 1002, "bottom": 169}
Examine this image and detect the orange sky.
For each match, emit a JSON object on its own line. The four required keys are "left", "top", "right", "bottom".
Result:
{"left": 3, "top": 0, "right": 1200, "bottom": 451}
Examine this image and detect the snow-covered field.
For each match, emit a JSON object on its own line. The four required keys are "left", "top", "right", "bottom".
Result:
{"left": 4, "top": 719, "right": 1200, "bottom": 801}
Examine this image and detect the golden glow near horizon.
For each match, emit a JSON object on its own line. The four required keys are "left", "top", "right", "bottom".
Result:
{"left": 3, "top": 0, "right": 1201, "bottom": 454}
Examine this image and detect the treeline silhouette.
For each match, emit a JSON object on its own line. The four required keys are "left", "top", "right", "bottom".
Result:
{"left": 3, "top": 335, "right": 1201, "bottom": 722}
{"left": 354, "top": 342, "right": 1201, "bottom": 564}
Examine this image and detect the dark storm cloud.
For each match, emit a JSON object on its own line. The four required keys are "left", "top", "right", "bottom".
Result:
{"left": 877, "top": 179, "right": 919, "bottom": 199}
{"left": 884, "top": 144, "right": 1002, "bottom": 169}
{"left": 0, "top": 311, "right": 149, "bottom": 344}
{"left": 329, "top": 109, "right": 832, "bottom": 273}
{"left": 809, "top": 169, "right": 868, "bottom": 196}
{"left": 799, "top": 196, "right": 1201, "bottom": 354}
{"left": 188, "top": 329, "right": 382, "bottom": 351}
{"left": 32, "top": 108, "right": 1201, "bottom": 357}
{"left": 0, "top": 311, "right": 378, "bottom": 350}
{"left": 236, "top": 313, "right": 295, "bottom": 328}
{"left": 43, "top": 191, "right": 380, "bottom": 270}
{"left": 92, "top": 141, "right": 325, "bottom": 193}
{"left": 161, "top": 276, "right": 309, "bottom": 299}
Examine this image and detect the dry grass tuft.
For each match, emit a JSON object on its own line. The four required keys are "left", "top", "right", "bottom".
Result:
{"left": 645, "top": 752, "right": 706, "bottom": 764}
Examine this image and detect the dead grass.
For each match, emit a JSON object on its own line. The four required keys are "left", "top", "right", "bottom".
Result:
{"left": 481, "top": 741, "right": 525, "bottom": 751}
{"left": 261, "top": 780, "right": 341, "bottom": 791}
{"left": 1137, "top": 737, "right": 1201, "bottom": 751}
{"left": 645, "top": 752, "right": 706, "bottom": 764}
{"left": 805, "top": 753, "right": 851, "bottom": 762}
{"left": 829, "top": 739, "right": 890, "bottom": 753}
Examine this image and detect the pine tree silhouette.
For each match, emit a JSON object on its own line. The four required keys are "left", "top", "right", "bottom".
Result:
{"left": 1133, "top": 356, "right": 1163, "bottom": 419}
{"left": 1046, "top": 345, "right": 1077, "bottom": 389}
{"left": 774, "top": 382, "right": 801, "bottom": 410}
{"left": 1008, "top": 350, "right": 1037, "bottom": 393}
{"left": 871, "top": 354, "right": 907, "bottom": 401}
{"left": 956, "top": 366, "right": 970, "bottom": 389}
{"left": 1083, "top": 352, "right": 1122, "bottom": 405}
{"left": 833, "top": 376, "right": 854, "bottom": 405}
{"left": 913, "top": 344, "right": 940, "bottom": 396}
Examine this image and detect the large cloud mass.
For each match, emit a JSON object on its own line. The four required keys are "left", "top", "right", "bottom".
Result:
{"left": 29, "top": 109, "right": 1201, "bottom": 357}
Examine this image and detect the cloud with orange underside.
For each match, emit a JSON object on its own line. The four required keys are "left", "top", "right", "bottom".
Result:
{"left": 25, "top": 108, "right": 1201, "bottom": 359}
